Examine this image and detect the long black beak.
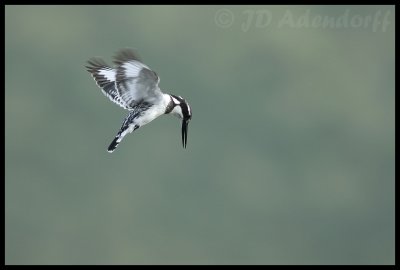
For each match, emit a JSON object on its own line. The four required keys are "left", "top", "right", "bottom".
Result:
{"left": 181, "top": 120, "right": 189, "bottom": 148}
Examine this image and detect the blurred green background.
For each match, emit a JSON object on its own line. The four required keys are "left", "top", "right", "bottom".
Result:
{"left": 5, "top": 5, "right": 395, "bottom": 265}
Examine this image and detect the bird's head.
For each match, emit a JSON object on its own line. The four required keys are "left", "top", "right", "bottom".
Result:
{"left": 170, "top": 95, "right": 192, "bottom": 148}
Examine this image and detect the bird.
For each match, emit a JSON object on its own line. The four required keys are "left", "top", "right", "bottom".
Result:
{"left": 85, "top": 48, "right": 192, "bottom": 153}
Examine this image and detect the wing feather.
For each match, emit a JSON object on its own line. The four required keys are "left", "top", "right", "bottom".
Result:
{"left": 86, "top": 48, "right": 163, "bottom": 110}
{"left": 113, "top": 48, "right": 163, "bottom": 108}
{"left": 86, "top": 58, "right": 129, "bottom": 109}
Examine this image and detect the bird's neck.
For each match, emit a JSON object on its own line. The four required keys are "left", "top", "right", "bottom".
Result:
{"left": 164, "top": 94, "right": 175, "bottom": 114}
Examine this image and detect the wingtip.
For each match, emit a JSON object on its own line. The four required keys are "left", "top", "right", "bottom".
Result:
{"left": 113, "top": 48, "right": 142, "bottom": 65}
{"left": 86, "top": 58, "right": 100, "bottom": 73}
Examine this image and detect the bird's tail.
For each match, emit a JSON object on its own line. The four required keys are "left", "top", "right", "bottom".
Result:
{"left": 107, "top": 134, "right": 122, "bottom": 153}
{"left": 107, "top": 124, "right": 139, "bottom": 153}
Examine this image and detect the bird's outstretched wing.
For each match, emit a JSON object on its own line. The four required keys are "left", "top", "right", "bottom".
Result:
{"left": 85, "top": 58, "right": 129, "bottom": 109}
{"left": 113, "top": 48, "right": 163, "bottom": 108}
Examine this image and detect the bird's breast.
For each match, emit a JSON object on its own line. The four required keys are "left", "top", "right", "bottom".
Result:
{"left": 136, "top": 105, "right": 166, "bottom": 126}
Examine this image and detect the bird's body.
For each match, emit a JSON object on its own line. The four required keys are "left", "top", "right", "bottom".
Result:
{"left": 86, "top": 48, "right": 192, "bottom": 152}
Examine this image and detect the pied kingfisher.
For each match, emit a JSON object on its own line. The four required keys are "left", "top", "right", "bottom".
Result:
{"left": 86, "top": 48, "right": 192, "bottom": 152}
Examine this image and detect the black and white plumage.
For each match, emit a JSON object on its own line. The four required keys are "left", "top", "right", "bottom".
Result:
{"left": 86, "top": 48, "right": 192, "bottom": 152}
